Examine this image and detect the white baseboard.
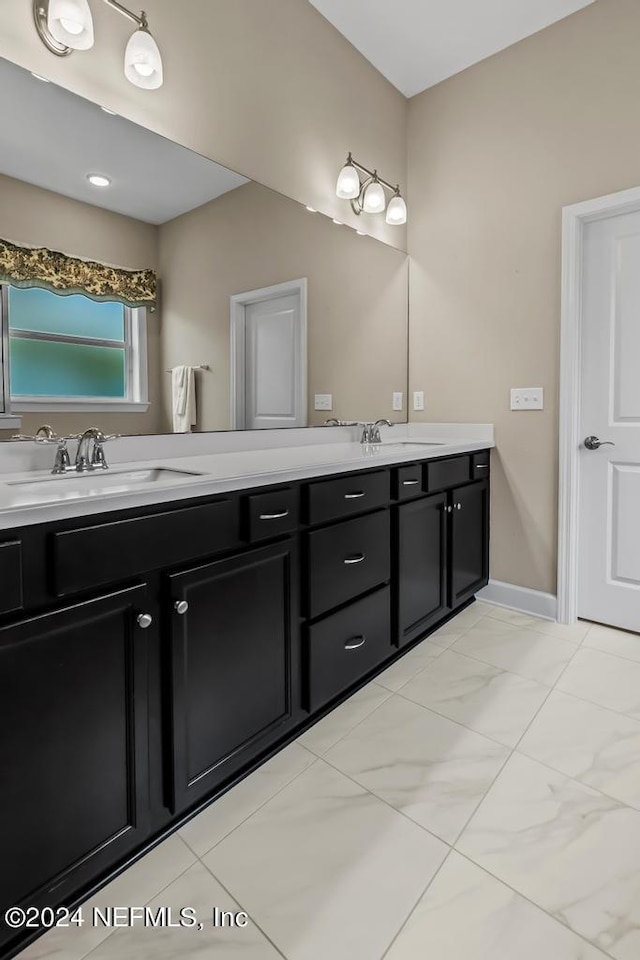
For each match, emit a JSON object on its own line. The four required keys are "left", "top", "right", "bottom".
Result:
{"left": 477, "top": 580, "right": 558, "bottom": 622}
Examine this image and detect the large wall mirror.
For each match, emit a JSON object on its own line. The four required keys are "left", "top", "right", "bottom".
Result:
{"left": 0, "top": 57, "right": 409, "bottom": 438}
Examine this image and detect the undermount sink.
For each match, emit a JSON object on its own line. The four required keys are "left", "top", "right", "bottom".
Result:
{"left": 7, "top": 468, "right": 204, "bottom": 506}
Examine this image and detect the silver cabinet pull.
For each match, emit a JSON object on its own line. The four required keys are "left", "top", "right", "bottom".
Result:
{"left": 584, "top": 436, "right": 616, "bottom": 450}
{"left": 445, "top": 505, "right": 453, "bottom": 513}
{"left": 344, "top": 491, "right": 365, "bottom": 500}
{"left": 475, "top": 464, "right": 489, "bottom": 470}
{"left": 402, "top": 479, "right": 419, "bottom": 486}
{"left": 174, "top": 600, "right": 189, "bottom": 616}
{"left": 455, "top": 503, "right": 462, "bottom": 510}
{"left": 137, "top": 613, "right": 153, "bottom": 629}
{"left": 344, "top": 554, "right": 366, "bottom": 565}
{"left": 345, "top": 636, "right": 366, "bottom": 650}
{"left": 259, "top": 510, "right": 289, "bottom": 520}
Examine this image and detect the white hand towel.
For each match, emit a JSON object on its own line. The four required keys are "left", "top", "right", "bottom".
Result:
{"left": 171, "top": 365, "right": 197, "bottom": 433}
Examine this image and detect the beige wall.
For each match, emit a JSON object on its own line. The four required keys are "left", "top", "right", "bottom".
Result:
{"left": 0, "top": 174, "right": 161, "bottom": 438}
{"left": 0, "top": 0, "right": 407, "bottom": 250}
{"left": 159, "top": 182, "right": 408, "bottom": 431}
{"left": 408, "top": 0, "right": 640, "bottom": 594}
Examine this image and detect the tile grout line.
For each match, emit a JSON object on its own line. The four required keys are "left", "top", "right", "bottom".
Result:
{"left": 452, "top": 849, "right": 617, "bottom": 960}
{"left": 378, "top": 846, "right": 457, "bottom": 960}
{"left": 184, "top": 753, "right": 321, "bottom": 859}
{"left": 196, "top": 858, "right": 289, "bottom": 960}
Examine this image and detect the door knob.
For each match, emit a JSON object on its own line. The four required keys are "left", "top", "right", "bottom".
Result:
{"left": 137, "top": 613, "right": 153, "bottom": 629}
{"left": 584, "top": 436, "right": 615, "bottom": 450}
{"left": 174, "top": 600, "right": 189, "bottom": 615}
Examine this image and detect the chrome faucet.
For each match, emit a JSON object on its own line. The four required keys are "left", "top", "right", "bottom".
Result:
{"left": 359, "top": 420, "right": 393, "bottom": 444}
{"left": 75, "top": 427, "right": 110, "bottom": 472}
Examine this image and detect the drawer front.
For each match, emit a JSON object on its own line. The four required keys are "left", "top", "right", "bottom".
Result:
{"left": 305, "top": 587, "right": 391, "bottom": 712}
{"left": 306, "top": 470, "right": 389, "bottom": 525}
{"left": 426, "top": 456, "right": 471, "bottom": 492}
{"left": 307, "top": 510, "right": 390, "bottom": 618}
{"left": 0, "top": 541, "right": 23, "bottom": 616}
{"left": 471, "top": 450, "right": 491, "bottom": 479}
{"left": 246, "top": 488, "right": 298, "bottom": 542}
{"left": 394, "top": 464, "right": 424, "bottom": 502}
{"left": 53, "top": 499, "right": 240, "bottom": 597}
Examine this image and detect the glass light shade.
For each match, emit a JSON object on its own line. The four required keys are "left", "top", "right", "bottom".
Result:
{"left": 362, "top": 179, "right": 386, "bottom": 214}
{"left": 335, "top": 162, "right": 360, "bottom": 200}
{"left": 386, "top": 194, "right": 407, "bottom": 225}
{"left": 47, "top": 0, "right": 94, "bottom": 50}
{"left": 124, "top": 28, "right": 164, "bottom": 90}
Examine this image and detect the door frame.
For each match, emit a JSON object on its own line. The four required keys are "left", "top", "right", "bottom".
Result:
{"left": 230, "top": 278, "right": 307, "bottom": 430}
{"left": 558, "top": 185, "right": 640, "bottom": 623}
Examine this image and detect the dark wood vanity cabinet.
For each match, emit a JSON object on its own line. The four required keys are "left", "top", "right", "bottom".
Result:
{"left": 166, "top": 540, "right": 299, "bottom": 813}
{"left": 0, "top": 449, "right": 489, "bottom": 959}
{"left": 0, "top": 585, "right": 150, "bottom": 922}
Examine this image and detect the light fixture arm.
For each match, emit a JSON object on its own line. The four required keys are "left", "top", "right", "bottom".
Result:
{"left": 102, "top": 0, "right": 147, "bottom": 30}
{"left": 346, "top": 153, "right": 400, "bottom": 197}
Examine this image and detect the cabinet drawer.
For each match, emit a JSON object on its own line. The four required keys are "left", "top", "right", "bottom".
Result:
{"left": 307, "top": 510, "right": 390, "bottom": 618}
{"left": 305, "top": 587, "right": 391, "bottom": 712}
{"left": 305, "top": 470, "right": 389, "bottom": 525}
{"left": 425, "top": 456, "right": 471, "bottom": 492}
{"left": 0, "top": 540, "right": 23, "bottom": 616}
{"left": 472, "top": 450, "right": 490, "bottom": 478}
{"left": 52, "top": 499, "right": 240, "bottom": 597}
{"left": 394, "top": 465, "right": 424, "bottom": 501}
{"left": 245, "top": 488, "right": 298, "bottom": 542}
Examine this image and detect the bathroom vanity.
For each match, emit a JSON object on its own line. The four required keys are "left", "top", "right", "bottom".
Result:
{"left": 0, "top": 432, "right": 490, "bottom": 956}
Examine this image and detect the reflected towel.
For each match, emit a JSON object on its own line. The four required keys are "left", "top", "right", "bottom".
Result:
{"left": 171, "top": 365, "right": 197, "bottom": 433}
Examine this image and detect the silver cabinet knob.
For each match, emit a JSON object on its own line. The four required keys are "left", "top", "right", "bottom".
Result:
{"left": 174, "top": 600, "right": 189, "bottom": 616}
{"left": 137, "top": 613, "right": 153, "bottom": 629}
{"left": 584, "top": 436, "right": 615, "bottom": 450}
{"left": 456, "top": 503, "right": 462, "bottom": 510}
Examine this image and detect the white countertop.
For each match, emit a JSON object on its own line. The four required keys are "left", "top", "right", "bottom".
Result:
{"left": 0, "top": 424, "right": 494, "bottom": 530}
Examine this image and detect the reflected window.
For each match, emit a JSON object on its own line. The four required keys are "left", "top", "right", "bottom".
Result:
{"left": 1, "top": 286, "right": 147, "bottom": 410}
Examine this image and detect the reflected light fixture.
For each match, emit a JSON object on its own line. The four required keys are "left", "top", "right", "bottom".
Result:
{"left": 87, "top": 173, "right": 111, "bottom": 187}
{"left": 34, "top": 0, "right": 164, "bottom": 89}
{"left": 335, "top": 153, "right": 407, "bottom": 225}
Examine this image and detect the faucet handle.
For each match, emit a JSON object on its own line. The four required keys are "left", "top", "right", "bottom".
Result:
{"left": 52, "top": 439, "right": 72, "bottom": 475}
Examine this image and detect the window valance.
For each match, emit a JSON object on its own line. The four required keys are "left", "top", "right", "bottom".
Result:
{"left": 0, "top": 238, "right": 157, "bottom": 309}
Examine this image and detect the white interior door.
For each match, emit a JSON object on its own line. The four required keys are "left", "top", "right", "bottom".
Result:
{"left": 231, "top": 281, "right": 307, "bottom": 430}
{"left": 578, "top": 210, "right": 640, "bottom": 632}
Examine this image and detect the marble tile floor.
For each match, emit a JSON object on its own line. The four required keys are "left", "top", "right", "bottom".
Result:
{"left": 17, "top": 601, "right": 640, "bottom": 960}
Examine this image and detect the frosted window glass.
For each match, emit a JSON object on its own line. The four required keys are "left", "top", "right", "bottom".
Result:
{"left": 10, "top": 339, "right": 126, "bottom": 398}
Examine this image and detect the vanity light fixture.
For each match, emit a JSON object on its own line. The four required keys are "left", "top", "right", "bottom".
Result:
{"left": 33, "top": 0, "right": 164, "bottom": 90}
{"left": 335, "top": 153, "right": 407, "bottom": 225}
{"left": 87, "top": 173, "right": 111, "bottom": 187}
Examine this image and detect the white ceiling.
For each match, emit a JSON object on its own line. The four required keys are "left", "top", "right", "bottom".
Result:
{"left": 0, "top": 58, "right": 249, "bottom": 225}
{"left": 309, "top": 0, "right": 596, "bottom": 97}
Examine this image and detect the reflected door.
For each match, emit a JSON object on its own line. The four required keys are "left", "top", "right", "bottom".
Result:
{"left": 578, "top": 211, "right": 640, "bottom": 632}
{"left": 231, "top": 281, "right": 307, "bottom": 430}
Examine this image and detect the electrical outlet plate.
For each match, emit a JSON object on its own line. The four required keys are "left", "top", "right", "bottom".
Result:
{"left": 392, "top": 392, "right": 403, "bottom": 412}
{"left": 314, "top": 394, "right": 333, "bottom": 411}
{"left": 510, "top": 387, "right": 543, "bottom": 411}
{"left": 413, "top": 391, "right": 425, "bottom": 411}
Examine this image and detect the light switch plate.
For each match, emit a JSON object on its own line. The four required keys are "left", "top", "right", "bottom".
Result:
{"left": 392, "top": 392, "right": 403, "bottom": 412}
{"left": 510, "top": 387, "right": 543, "bottom": 411}
{"left": 413, "top": 391, "right": 425, "bottom": 411}
{"left": 314, "top": 394, "right": 333, "bottom": 411}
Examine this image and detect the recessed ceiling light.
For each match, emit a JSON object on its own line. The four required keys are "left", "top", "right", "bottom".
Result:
{"left": 305, "top": 206, "right": 317, "bottom": 213}
{"left": 31, "top": 72, "right": 50, "bottom": 83}
{"left": 100, "top": 106, "right": 118, "bottom": 116}
{"left": 332, "top": 219, "right": 343, "bottom": 225}
{"left": 87, "top": 174, "right": 111, "bottom": 188}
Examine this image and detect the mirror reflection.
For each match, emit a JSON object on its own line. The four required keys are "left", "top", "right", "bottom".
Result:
{"left": 0, "top": 57, "right": 408, "bottom": 437}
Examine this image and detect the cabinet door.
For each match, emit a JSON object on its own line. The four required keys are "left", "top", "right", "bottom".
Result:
{"left": 450, "top": 480, "right": 489, "bottom": 607}
{"left": 0, "top": 585, "right": 150, "bottom": 937}
{"left": 167, "top": 540, "right": 298, "bottom": 812}
{"left": 396, "top": 493, "right": 448, "bottom": 647}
